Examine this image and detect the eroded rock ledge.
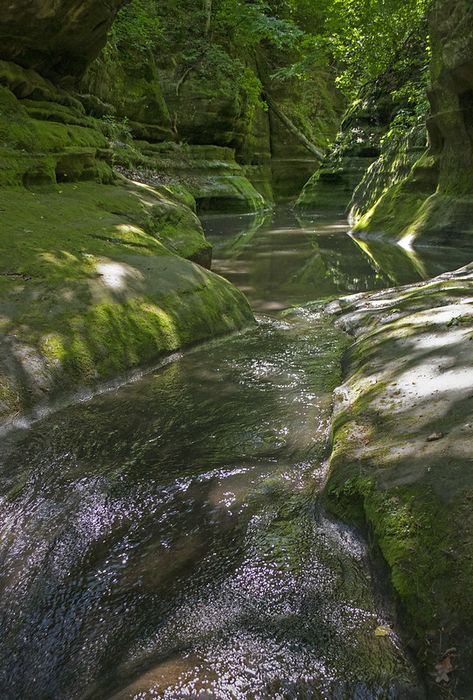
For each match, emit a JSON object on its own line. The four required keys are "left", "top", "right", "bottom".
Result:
{"left": 325, "top": 264, "right": 473, "bottom": 694}
{"left": 0, "top": 3, "right": 258, "bottom": 427}
{"left": 0, "top": 0, "right": 127, "bottom": 79}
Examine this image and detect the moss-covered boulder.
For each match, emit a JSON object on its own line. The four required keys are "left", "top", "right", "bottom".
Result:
{"left": 325, "top": 265, "right": 473, "bottom": 694}
{"left": 113, "top": 142, "right": 266, "bottom": 213}
{"left": 0, "top": 181, "right": 253, "bottom": 426}
{"left": 0, "top": 57, "right": 254, "bottom": 426}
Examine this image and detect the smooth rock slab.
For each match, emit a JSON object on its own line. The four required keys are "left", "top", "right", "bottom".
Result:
{"left": 325, "top": 263, "right": 473, "bottom": 695}
{"left": 0, "top": 182, "right": 253, "bottom": 427}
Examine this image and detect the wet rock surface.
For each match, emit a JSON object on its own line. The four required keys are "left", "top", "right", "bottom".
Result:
{"left": 325, "top": 263, "right": 473, "bottom": 695}
{"left": 0, "top": 311, "right": 423, "bottom": 699}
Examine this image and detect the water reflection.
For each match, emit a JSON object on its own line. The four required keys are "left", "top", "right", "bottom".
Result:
{"left": 202, "top": 208, "right": 473, "bottom": 312}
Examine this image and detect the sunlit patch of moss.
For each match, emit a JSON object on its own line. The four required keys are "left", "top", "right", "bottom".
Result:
{"left": 0, "top": 377, "right": 21, "bottom": 417}
{"left": 40, "top": 333, "right": 67, "bottom": 364}
{"left": 0, "top": 173, "right": 253, "bottom": 423}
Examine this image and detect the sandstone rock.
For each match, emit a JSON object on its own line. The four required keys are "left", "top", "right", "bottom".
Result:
{"left": 0, "top": 181, "right": 253, "bottom": 425}
{"left": 326, "top": 263, "right": 473, "bottom": 695}
{"left": 0, "top": 0, "right": 127, "bottom": 78}
{"left": 349, "top": 0, "right": 473, "bottom": 243}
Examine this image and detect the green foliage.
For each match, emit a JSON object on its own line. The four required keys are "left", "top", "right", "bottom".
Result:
{"left": 104, "top": 0, "right": 432, "bottom": 149}
{"left": 216, "top": 0, "right": 303, "bottom": 51}
{"left": 99, "top": 114, "right": 132, "bottom": 142}
{"left": 109, "top": 0, "right": 162, "bottom": 59}
{"left": 323, "top": 0, "right": 431, "bottom": 99}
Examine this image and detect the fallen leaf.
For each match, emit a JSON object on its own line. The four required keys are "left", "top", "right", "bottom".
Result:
{"left": 427, "top": 432, "right": 444, "bottom": 442}
{"left": 434, "top": 654, "right": 454, "bottom": 684}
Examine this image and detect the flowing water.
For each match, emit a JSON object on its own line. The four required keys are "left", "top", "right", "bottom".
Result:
{"left": 1, "top": 207, "right": 470, "bottom": 699}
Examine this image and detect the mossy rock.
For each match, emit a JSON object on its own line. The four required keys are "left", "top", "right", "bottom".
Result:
{"left": 325, "top": 267, "right": 473, "bottom": 694}
{"left": 0, "top": 0, "right": 125, "bottom": 79}
{"left": 0, "top": 181, "right": 253, "bottom": 424}
{"left": 112, "top": 141, "right": 266, "bottom": 213}
{"left": 0, "top": 77, "right": 113, "bottom": 188}
{"left": 83, "top": 52, "right": 174, "bottom": 142}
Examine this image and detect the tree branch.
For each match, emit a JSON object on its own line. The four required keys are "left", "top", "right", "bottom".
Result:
{"left": 264, "top": 92, "right": 326, "bottom": 161}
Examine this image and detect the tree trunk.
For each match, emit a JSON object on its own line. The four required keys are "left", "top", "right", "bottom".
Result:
{"left": 264, "top": 93, "right": 326, "bottom": 162}
{"left": 204, "top": 0, "right": 212, "bottom": 35}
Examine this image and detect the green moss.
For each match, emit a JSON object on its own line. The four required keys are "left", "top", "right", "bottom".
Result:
{"left": 326, "top": 270, "right": 473, "bottom": 686}
{"left": 0, "top": 81, "right": 113, "bottom": 188}
{"left": 112, "top": 141, "right": 266, "bottom": 213}
{"left": 0, "top": 59, "right": 83, "bottom": 108}
{"left": 0, "top": 377, "right": 20, "bottom": 416}
{"left": 0, "top": 179, "right": 216, "bottom": 280}
{"left": 366, "top": 487, "right": 449, "bottom": 629}
{"left": 327, "top": 462, "right": 452, "bottom": 633}
{"left": 354, "top": 182, "right": 427, "bottom": 241}
{"left": 0, "top": 179, "right": 254, "bottom": 421}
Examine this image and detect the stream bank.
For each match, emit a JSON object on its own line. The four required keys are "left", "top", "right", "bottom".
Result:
{"left": 0, "top": 208, "right": 436, "bottom": 699}
{"left": 324, "top": 263, "right": 473, "bottom": 695}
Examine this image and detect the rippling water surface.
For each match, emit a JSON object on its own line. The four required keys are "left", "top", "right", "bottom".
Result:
{"left": 2, "top": 208, "right": 461, "bottom": 699}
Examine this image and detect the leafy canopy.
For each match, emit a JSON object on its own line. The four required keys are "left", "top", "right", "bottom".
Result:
{"left": 108, "top": 0, "right": 432, "bottom": 126}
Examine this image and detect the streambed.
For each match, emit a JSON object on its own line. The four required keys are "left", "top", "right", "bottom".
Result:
{"left": 1, "top": 207, "right": 469, "bottom": 698}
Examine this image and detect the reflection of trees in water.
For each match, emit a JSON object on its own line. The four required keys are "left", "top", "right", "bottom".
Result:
{"left": 207, "top": 207, "right": 473, "bottom": 309}
{"left": 204, "top": 210, "right": 272, "bottom": 259}
{"left": 292, "top": 231, "right": 390, "bottom": 296}
{"left": 295, "top": 211, "right": 435, "bottom": 291}
{"left": 351, "top": 235, "right": 428, "bottom": 286}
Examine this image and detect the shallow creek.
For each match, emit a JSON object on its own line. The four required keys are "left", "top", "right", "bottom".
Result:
{"left": 1, "top": 208, "right": 471, "bottom": 699}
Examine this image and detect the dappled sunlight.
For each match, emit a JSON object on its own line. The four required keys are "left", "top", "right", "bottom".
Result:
{"left": 330, "top": 268, "right": 473, "bottom": 498}
{"left": 394, "top": 362, "right": 473, "bottom": 399}
{"left": 96, "top": 261, "right": 144, "bottom": 291}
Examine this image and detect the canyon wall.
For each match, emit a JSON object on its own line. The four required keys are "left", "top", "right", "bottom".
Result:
{"left": 0, "top": 1, "right": 255, "bottom": 425}
{"left": 350, "top": 0, "right": 473, "bottom": 244}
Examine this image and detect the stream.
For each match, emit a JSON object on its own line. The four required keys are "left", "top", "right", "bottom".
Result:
{"left": 1, "top": 207, "right": 471, "bottom": 699}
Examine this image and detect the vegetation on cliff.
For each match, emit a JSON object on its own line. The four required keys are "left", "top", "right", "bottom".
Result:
{"left": 2, "top": 0, "right": 473, "bottom": 694}
{"left": 297, "top": 0, "right": 431, "bottom": 210}
{"left": 87, "top": 0, "right": 344, "bottom": 200}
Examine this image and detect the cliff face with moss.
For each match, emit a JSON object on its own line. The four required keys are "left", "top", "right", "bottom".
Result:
{"left": 0, "top": 1, "right": 255, "bottom": 425}
{"left": 0, "top": 0, "right": 126, "bottom": 78}
{"left": 81, "top": 0, "right": 343, "bottom": 204}
{"left": 349, "top": 0, "right": 473, "bottom": 244}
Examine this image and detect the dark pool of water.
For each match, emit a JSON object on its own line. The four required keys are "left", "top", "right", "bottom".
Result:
{"left": 3, "top": 207, "right": 465, "bottom": 699}
{"left": 202, "top": 208, "right": 473, "bottom": 312}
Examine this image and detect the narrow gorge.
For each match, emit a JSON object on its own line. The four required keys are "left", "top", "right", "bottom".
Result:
{"left": 1, "top": 1, "right": 473, "bottom": 698}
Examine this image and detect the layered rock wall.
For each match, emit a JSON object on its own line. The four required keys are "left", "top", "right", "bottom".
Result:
{"left": 350, "top": 0, "right": 473, "bottom": 244}
{"left": 79, "top": 5, "right": 343, "bottom": 204}
{"left": 0, "top": 0, "right": 127, "bottom": 78}
{"left": 0, "top": 0, "right": 255, "bottom": 426}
